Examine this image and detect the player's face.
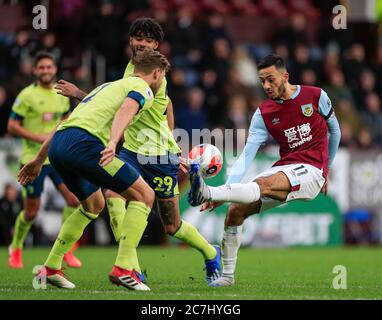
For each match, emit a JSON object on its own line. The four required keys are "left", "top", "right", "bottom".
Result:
{"left": 259, "top": 65, "right": 288, "bottom": 100}
{"left": 150, "top": 68, "right": 165, "bottom": 94}
{"left": 33, "top": 58, "right": 57, "bottom": 85}
{"left": 130, "top": 35, "right": 159, "bottom": 57}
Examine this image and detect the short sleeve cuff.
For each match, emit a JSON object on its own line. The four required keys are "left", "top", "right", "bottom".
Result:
{"left": 10, "top": 111, "right": 24, "bottom": 121}
{"left": 127, "top": 91, "right": 145, "bottom": 108}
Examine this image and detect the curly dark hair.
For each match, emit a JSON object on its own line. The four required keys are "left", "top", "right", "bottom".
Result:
{"left": 128, "top": 17, "right": 164, "bottom": 42}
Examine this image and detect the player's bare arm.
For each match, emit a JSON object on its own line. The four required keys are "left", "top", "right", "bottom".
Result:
{"left": 166, "top": 98, "right": 174, "bottom": 131}
{"left": 99, "top": 98, "right": 140, "bottom": 167}
{"left": 55, "top": 79, "right": 88, "bottom": 101}
{"left": 8, "top": 118, "right": 50, "bottom": 144}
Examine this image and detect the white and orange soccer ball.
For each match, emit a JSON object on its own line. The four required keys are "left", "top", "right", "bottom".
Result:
{"left": 187, "top": 143, "right": 223, "bottom": 179}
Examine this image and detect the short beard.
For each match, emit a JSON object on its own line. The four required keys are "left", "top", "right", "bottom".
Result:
{"left": 273, "top": 83, "right": 286, "bottom": 100}
{"left": 38, "top": 76, "right": 54, "bottom": 86}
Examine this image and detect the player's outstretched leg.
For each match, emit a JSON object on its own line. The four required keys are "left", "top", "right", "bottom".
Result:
{"left": 188, "top": 163, "right": 212, "bottom": 206}
{"left": 188, "top": 164, "right": 262, "bottom": 207}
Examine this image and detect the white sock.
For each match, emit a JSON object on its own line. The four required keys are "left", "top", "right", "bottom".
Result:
{"left": 221, "top": 225, "right": 243, "bottom": 278}
{"left": 209, "top": 182, "right": 260, "bottom": 203}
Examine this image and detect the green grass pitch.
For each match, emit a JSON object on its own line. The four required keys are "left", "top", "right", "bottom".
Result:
{"left": 0, "top": 246, "right": 381, "bottom": 300}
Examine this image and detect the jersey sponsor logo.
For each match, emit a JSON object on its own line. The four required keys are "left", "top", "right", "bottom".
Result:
{"left": 301, "top": 103, "right": 313, "bottom": 117}
{"left": 42, "top": 112, "right": 55, "bottom": 122}
{"left": 284, "top": 123, "right": 312, "bottom": 148}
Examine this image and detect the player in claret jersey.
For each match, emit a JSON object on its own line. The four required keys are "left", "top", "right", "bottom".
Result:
{"left": 7, "top": 52, "right": 81, "bottom": 269}
{"left": 188, "top": 54, "right": 341, "bottom": 286}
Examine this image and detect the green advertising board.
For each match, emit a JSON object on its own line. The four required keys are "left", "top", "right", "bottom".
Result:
{"left": 178, "top": 151, "right": 342, "bottom": 247}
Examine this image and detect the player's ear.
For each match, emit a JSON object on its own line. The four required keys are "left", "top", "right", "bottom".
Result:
{"left": 283, "top": 71, "right": 289, "bottom": 83}
{"left": 153, "top": 41, "right": 159, "bottom": 50}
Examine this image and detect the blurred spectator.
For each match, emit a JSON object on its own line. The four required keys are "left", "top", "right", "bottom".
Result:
{"left": 300, "top": 69, "right": 317, "bottom": 86}
{"left": 354, "top": 69, "right": 377, "bottom": 108}
{"left": 322, "top": 49, "right": 340, "bottom": 80}
{"left": 343, "top": 43, "right": 369, "bottom": 92}
{"left": 339, "top": 122, "right": 357, "bottom": 148}
{"left": 231, "top": 46, "right": 260, "bottom": 89}
{"left": 357, "top": 128, "right": 375, "bottom": 150}
{"left": 0, "top": 183, "right": 22, "bottom": 245}
{"left": 373, "top": 44, "right": 382, "bottom": 95}
{"left": 360, "top": 93, "right": 382, "bottom": 146}
{"left": 9, "top": 60, "right": 33, "bottom": 100}
{"left": 85, "top": 2, "right": 124, "bottom": 81}
{"left": 37, "top": 32, "right": 62, "bottom": 67}
{"left": 169, "top": 6, "right": 201, "bottom": 67}
{"left": 6, "top": 29, "right": 34, "bottom": 77}
{"left": 168, "top": 68, "right": 188, "bottom": 109}
{"left": 0, "top": 85, "right": 12, "bottom": 137}
{"left": 323, "top": 68, "right": 357, "bottom": 109}
{"left": 289, "top": 43, "right": 318, "bottom": 83}
{"left": 176, "top": 87, "right": 208, "bottom": 135}
{"left": 335, "top": 98, "right": 363, "bottom": 140}
{"left": 199, "top": 13, "right": 231, "bottom": 63}
{"left": 274, "top": 13, "right": 309, "bottom": 52}
{"left": 223, "top": 94, "right": 249, "bottom": 130}
{"left": 210, "top": 37, "right": 232, "bottom": 89}
{"left": 199, "top": 68, "right": 223, "bottom": 126}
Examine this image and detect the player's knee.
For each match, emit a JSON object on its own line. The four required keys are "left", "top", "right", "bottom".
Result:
{"left": 104, "top": 189, "right": 118, "bottom": 199}
{"left": 132, "top": 188, "right": 155, "bottom": 208}
{"left": 24, "top": 206, "right": 39, "bottom": 221}
{"left": 86, "top": 198, "right": 105, "bottom": 214}
{"left": 66, "top": 195, "right": 80, "bottom": 208}
{"left": 226, "top": 204, "right": 246, "bottom": 226}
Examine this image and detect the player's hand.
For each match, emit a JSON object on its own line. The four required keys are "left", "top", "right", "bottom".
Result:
{"left": 100, "top": 141, "right": 117, "bottom": 167}
{"left": 18, "top": 159, "right": 43, "bottom": 185}
{"left": 200, "top": 201, "right": 224, "bottom": 212}
{"left": 37, "top": 134, "right": 50, "bottom": 144}
{"left": 179, "top": 157, "right": 189, "bottom": 173}
{"left": 55, "top": 80, "right": 79, "bottom": 98}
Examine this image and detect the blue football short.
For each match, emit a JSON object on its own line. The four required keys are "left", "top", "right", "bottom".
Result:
{"left": 21, "top": 164, "right": 63, "bottom": 198}
{"left": 118, "top": 148, "right": 180, "bottom": 199}
{"left": 48, "top": 127, "right": 140, "bottom": 201}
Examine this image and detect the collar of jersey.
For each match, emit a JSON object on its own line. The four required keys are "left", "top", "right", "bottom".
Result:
{"left": 276, "top": 85, "right": 301, "bottom": 104}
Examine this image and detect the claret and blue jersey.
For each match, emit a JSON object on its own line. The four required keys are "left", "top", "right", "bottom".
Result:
{"left": 226, "top": 85, "right": 341, "bottom": 184}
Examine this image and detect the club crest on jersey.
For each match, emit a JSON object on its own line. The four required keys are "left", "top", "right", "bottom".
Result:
{"left": 301, "top": 103, "right": 313, "bottom": 117}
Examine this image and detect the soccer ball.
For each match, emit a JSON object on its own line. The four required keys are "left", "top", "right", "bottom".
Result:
{"left": 187, "top": 143, "right": 223, "bottom": 179}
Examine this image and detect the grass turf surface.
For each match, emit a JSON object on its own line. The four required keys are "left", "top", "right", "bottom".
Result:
{"left": 0, "top": 246, "right": 381, "bottom": 300}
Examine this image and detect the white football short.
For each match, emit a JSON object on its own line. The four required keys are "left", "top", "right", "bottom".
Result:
{"left": 251, "top": 163, "right": 326, "bottom": 212}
